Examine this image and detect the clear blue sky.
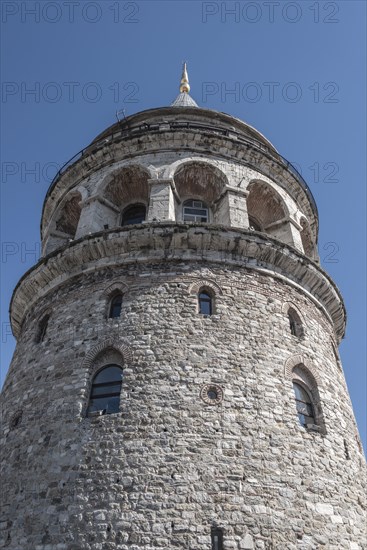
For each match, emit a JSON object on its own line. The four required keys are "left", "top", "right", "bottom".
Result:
{"left": 1, "top": 1, "right": 366, "bottom": 451}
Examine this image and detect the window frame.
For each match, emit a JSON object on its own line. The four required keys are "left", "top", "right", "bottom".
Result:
{"left": 108, "top": 293, "right": 123, "bottom": 319}
{"left": 211, "top": 527, "right": 224, "bottom": 550}
{"left": 87, "top": 364, "right": 123, "bottom": 417}
{"left": 183, "top": 199, "right": 209, "bottom": 223}
{"left": 292, "top": 381, "right": 316, "bottom": 428}
{"left": 198, "top": 290, "right": 213, "bottom": 315}
{"left": 285, "top": 362, "right": 325, "bottom": 434}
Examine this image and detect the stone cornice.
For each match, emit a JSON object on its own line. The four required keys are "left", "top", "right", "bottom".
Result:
{"left": 223, "top": 186, "right": 249, "bottom": 198}
{"left": 90, "top": 107, "right": 278, "bottom": 151}
{"left": 10, "top": 224, "right": 345, "bottom": 341}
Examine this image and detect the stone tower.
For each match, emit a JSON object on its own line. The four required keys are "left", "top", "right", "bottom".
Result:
{"left": 1, "top": 65, "right": 366, "bottom": 550}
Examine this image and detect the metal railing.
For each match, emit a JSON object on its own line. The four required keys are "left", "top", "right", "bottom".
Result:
{"left": 44, "top": 119, "right": 318, "bottom": 216}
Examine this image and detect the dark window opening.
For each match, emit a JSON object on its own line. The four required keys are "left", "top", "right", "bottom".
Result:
{"left": 109, "top": 294, "right": 123, "bottom": 318}
{"left": 288, "top": 309, "right": 304, "bottom": 338}
{"left": 10, "top": 410, "right": 23, "bottom": 429}
{"left": 289, "top": 315, "right": 297, "bottom": 336}
{"left": 121, "top": 204, "right": 146, "bottom": 226}
{"left": 293, "top": 382, "right": 315, "bottom": 427}
{"left": 207, "top": 388, "right": 218, "bottom": 400}
{"left": 36, "top": 314, "right": 50, "bottom": 343}
{"left": 87, "top": 365, "right": 123, "bottom": 416}
{"left": 211, "top": 527, "right": 224, "bottom": 550}
{"left": 199, "top": 291, "right": 212, "bottom": 315}
{"left": 183, "top": 199, "right": 209, "bottom": 223}
{"left": 249, "top": 216, "right": 261, "bottom": 231}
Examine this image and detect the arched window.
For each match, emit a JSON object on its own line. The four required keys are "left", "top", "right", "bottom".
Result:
{"left": 121, "top": 204, "right": 146, "bottom": 226}
{"left": 293, "top": 382, "right": 315, "bottom": 427}
{"left": 211, "top": 527, "right": 224, "bottom": 550}
{"left": 174, "top": 162, "right": 227, "bottom": 224}
{"left": 35, "top": 314, "right": 50, "bottom": 343}
{"left": 198, "top": 290, "right": 212, "bottom": 315}
{"left": 287, "top": 363, "right": 325, "bottom": 433}
{"left": 109, "top": 293, "right": 123, "bottom": 318}
{"left": 87, "top": 365, "right": 123, "bottom": 416}
{"left": 183, "top": 199, "right": 209, "bottom": 222}
{"left": 288, "top": 308, "right": 304, "bottom": 338}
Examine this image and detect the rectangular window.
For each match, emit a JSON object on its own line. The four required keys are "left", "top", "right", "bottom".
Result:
{"left": 183, "top": 200, "right": 209, "bottom": 223}
{"left": 211, "top": 528, "right": 223, "bottom": 550}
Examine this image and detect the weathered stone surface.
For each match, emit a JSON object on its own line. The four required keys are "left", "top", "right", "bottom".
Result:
{"left": 1, "top": 260, "right": 366, "bottom": 549}
{"left": 1, "top": 105, "right": 365, "bottom": 550}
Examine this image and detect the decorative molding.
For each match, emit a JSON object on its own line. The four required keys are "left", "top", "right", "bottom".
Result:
{"left": 224, "top": 185, "right": 248, "bottom": 198}
{"left": 284, "top": 354, "right": 321, "bottom": 386}
{"left": 163, "top": 157, "right": 229, "bottom": 184}
{"left": 289, "top": 217, "right": 303, "bottom": 231}
{"left": 281, "top": 301, "right": 305, "bottom": 323}
{"left": 188, "top": 278, "right": 223, "bottom": 295}
{"left": 82, "top": 338, "right": 133, "bottom": 371}
{"left": 10, "top": 226, "right": 345, "bottom": 341}
{"left": 102, "top": 281, "right": 129, "bottom": 298}
{"left": 37, "top": 307, "right": 53, "bottom": 321}
{"left": 200, "top": 384, "right": 224, "bottom": 405}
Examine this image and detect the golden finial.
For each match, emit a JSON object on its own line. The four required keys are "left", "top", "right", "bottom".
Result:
{"left": 179, "top": 62, "right": 190, "bottom": 94}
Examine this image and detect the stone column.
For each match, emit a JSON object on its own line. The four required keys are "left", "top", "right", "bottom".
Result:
{"left": 75, "top": 196, "right": 120, "bottom": 238}
{"left": 147, "top": 179, "right": 176, "bottom": 222}
{"left": 215, "top": 186, "right": 249, "bottom": 229}
{"left": 264, "top": 217, "right": 303, "bottom": 251}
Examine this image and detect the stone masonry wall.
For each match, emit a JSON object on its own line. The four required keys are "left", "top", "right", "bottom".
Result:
{"left": 1, "top": 258, "right": 365, "bottom": 550}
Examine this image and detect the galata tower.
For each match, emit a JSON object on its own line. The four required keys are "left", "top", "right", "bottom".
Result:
{"left": 1, "top": 65, "right": 366, "bottom": 550}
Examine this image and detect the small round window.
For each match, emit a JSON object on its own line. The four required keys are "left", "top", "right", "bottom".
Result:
{"left": 200, "top": 384, "right": 223, "bottom": 405}
{"left": 207, "top": 388, "right": 218, "bottom": 400}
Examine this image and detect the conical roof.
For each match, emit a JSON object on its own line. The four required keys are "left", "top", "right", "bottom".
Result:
{"left": 171, "top": 92, "right": 198, "bottom": 107}
{"left": 171, "top": 62, "right": 198, "bottom": 107}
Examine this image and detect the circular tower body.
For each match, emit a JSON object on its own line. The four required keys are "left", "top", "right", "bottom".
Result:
{"left": 1, "top": 82, "right": 366, "bottom": 550}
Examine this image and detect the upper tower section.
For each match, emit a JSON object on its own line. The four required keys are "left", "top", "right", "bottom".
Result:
{"left": 40, "top": 64, "right": 318, "bottom": 261}
{"left": 11, "top": 65, "right": 345, "bottom": 343}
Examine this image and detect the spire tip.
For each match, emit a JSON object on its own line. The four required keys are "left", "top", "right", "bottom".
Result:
{"left": 179, "top": 61, "right": 190, "bottom": 94}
